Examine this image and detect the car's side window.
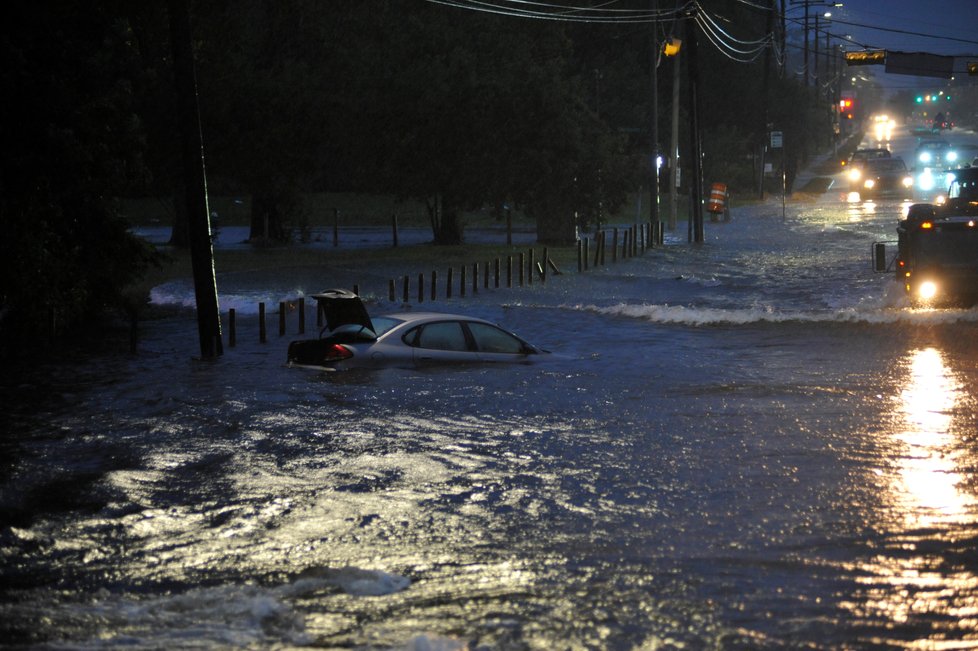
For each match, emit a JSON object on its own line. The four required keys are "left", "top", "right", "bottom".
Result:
{"left": 416, "top": 321, "right": 469, "bottom": 351}
{"left": 467, "top": 322, "right": 524, "bottom": 354}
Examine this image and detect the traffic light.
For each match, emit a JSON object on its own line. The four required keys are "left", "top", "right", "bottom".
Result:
{"left": 839, "top": 98, "right": 855, "bottom": 119}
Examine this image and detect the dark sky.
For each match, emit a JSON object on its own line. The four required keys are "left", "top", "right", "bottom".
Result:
{"left": 825, "top": 0, "right": 978, "bottom": 90}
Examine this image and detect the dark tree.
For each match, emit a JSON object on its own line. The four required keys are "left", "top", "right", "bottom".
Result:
{"left": 0, "top": 3, "right": 161, "bottom": 357}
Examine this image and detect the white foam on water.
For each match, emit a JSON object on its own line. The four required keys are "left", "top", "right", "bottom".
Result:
{"left": 26, "top": 566, "right": 411, "bottom": 649}
{"left": 577, "top": 301, "right": 978, "bottom": 327}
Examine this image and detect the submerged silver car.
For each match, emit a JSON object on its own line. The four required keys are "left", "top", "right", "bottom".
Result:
{"left": 287, "top": 289, "right": 547, "bottom": 370}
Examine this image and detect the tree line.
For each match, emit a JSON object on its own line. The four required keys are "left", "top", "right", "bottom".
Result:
{"left": 0, "top": 0, "right": 835, "bottom": 358}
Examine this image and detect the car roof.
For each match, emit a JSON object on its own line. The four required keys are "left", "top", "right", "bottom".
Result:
{"left": 865, "top": 157, "right": 906, "bottom": 168}
{"left": 380, "top": 312, "right": 494, "bottom": 324}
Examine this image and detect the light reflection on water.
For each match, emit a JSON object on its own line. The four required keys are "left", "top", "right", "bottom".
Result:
{"left": 895, "top": 348, "right": 973, "bottom": 527}
{"left": 7, "top": 198, "right": 978, "bottom": 648}
{"left": 840, "top": 346, "right": 978, "bottom": 644}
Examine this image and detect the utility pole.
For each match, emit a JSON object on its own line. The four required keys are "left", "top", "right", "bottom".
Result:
{"left": 650, "top": 1, "right": 660, "bottom": 232}
{"left": 669, "top": 21, "right": 682, "bottom": 231}
{"left": 760, "top": 0, "right": 776, "bottom": 199}
{"left": 803, "top": 0, "right": 810, "bottom": 86}
{"left": 779, "top": 0, "right": 786, "bottom": 78}
{"left": 168, "top": 0, "right": 223, "bottom": 359}
{"left": 686, "top": 7, "right": 704, "bottom": 243}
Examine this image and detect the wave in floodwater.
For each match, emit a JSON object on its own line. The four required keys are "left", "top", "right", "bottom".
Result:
{"left": 582, "top": 300, "right": 978, "bottom": 326}
{"left": 5, "top": 567, "right": 413, "bottom": 650}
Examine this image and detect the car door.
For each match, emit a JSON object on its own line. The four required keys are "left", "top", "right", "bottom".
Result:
{"left": 410, "top": 320, "right": 478, "bottom": 366}
{"left": 466, "top": 321, "right": 535, "bottom": 363}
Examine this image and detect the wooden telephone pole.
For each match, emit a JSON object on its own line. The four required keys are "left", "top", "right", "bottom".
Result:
{"left": 168, "top": 0, "right": 223, "bottom": 358}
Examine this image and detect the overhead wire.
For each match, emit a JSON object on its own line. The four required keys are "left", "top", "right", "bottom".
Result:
{"left": 422, "top": 0, "right": 689, "bottom": 24}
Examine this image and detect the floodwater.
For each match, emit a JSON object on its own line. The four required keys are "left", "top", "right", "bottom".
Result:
{"left": 3, "top": 189, "right": 978, "bottom": 649}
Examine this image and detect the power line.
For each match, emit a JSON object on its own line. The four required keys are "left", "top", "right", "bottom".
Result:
{"left": 422, "top": 0, "right": 690, "bottom": 23}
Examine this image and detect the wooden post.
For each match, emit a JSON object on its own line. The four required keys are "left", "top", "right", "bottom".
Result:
{"left": 577, "top": 240, "right": 583, "bottom": 272}
{"left": 594, "top": 232, "right": 602, "bottom": 267}
{"left": 542, "top": 247, "right": 548, "bottom": 283}
{"left": 447, "top": 267, "right": 453, "bottom": 299}
{"left": 472, "top": 262, "right": 479, "bottom": 294}
{"left": 333, "top": 208, "right": 339, "bottom": 247}
{"left": 519, "top": 252, "right": 525, "bottom": 286}
{"left": 353, "top": 283, "right": 359, "bottom": 296}
{"left": 507, "top": 255, "right": 513, "bottom": 288}
{"left": 494, "top": 258, "right": 500, "bottom": 288}
{"left": 259, "top": 302, "right": 266, "bottom": 343}
{"left": 600, "top": 231, "right": 606, "bottom": 266}
{"left": 584, "top": 237, "right": 589, "bottom": 271}
{"left": 528, "top": 249, "right": 534, "bottom": 285}
{"left": 168, "top": 0, "right": 222, "bottom": 359}
{"left": 484, "top": 261, "right": 490, "bottom": 289}
{"left": 298, "top": 297, "right": 305, "bottom": 334}
{"left": 402, "top": 275, "right": 409, "bottom": 303}
{"left": 612, "top": 228, "right": 619, "bottom": 263}
{"left": 392, "top": 213, "right": 399, "bottom": 247}
{"left": 460, "top": 265, "right": 466, "bottom": 297}
{"left": 418, "top": 272, "right": 424, "bottom": 303}
{"left": 279, "top": 302, "right": 286, "bottom": 336}
{"left": 431, "top": 270, "right": 437, "bottom": 301}
{"left": 389, "top": 279, "right": 396, "bottom": 302}
{"left": 228, "top": 308, "right": 236, "bottom": 347}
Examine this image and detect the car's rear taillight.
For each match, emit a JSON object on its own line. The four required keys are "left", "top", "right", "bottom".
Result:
{"left": 323, "top": 344, "right": 353, "bottom": 361}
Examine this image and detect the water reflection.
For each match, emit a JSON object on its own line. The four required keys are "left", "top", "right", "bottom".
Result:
{"left": 843, "top": 347, "right": 978, "bottom": 641}
{"left": 894, "top": 347, "right": 973, "bottom": 527}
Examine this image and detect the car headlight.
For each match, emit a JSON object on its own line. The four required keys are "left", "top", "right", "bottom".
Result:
{"left": 917, "top": 170, "right": 935, "bottom": 191}
{"left": 902, "top": 176, "right": 914, "bottom": 188}
{"left": 918, "top": 280, "right": 938, "bottom": 301}
{"left": 947, "top": 151, "right": 958, "bottom": 162}
{"left": 848, "top": 168, "right": 862, "bottom": 182}
{"left": 863, "top": 179, "right": 876, "bottom": 189}
{"left": 919, "top": 151, "right": 933, "bottom": 163}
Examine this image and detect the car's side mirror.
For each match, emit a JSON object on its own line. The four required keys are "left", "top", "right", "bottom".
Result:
{"left": 873, "top": 243, "right": 887, "bottom": 273}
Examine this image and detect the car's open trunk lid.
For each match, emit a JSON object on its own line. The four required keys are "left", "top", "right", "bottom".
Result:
{"left": 311, "top": 288, "right": 374, "bottom": 333}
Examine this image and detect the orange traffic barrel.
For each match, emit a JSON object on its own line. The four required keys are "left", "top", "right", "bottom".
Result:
{"left": 706, "top": 183, "right": 727, "bottom": 213}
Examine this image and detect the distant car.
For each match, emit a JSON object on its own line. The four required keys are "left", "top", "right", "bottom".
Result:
{"left": 915, "top": 139, "right": 958, "bottom": 169}
{"left": 914, "top": 139, "right": 959, "bottom": 195}
{"left": 854, "top": 157, "right": 913, "bottom": 199}
{"left": 287, "top": 289, "right": 548, "bottom": 371}
{"left": 871, "top": 114, "right": 895, "bottom": 142}
{"left": 844, "top": 147, "right": 891, "bottom": 169}
{"left": 843, "top": 148, "right": 891, "bottom": 186}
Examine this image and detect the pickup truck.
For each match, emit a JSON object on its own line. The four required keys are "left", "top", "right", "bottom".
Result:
{"left": 874, "top": 166, "right": 978, "bottom": 306}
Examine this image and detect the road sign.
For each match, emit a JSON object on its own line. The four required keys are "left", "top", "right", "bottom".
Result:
{"left": 770, "top": 131, "right": 783, "bottom": 149}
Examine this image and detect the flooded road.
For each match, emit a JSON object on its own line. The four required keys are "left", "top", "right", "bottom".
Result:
{"left": 3, "top": 182, "right": 978, "bottom": 649}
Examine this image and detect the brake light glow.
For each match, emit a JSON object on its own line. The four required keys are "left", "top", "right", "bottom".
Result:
{"left": 323, "top": 344, "right": 354, "bottom": 361}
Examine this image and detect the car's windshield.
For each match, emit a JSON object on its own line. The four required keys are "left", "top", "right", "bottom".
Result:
{"left": 870, "top": 159, "right": 907, "bottom": 172}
